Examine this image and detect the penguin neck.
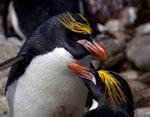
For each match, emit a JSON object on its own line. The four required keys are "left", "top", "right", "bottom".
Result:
{"left": 83, "top": 79, "right": 105, "bottom": 103}
{"left": 45, "top": 47, "right": 76, "bottom": 66}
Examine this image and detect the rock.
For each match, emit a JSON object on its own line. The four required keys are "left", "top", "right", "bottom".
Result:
{"left": 130, "top": 81, "right": 150, "bottom": 108}
{"left": 91, "top": 38, "right": 126, "bottom": 70}
{"left": 0, "top": 37, "right": 21, "bottom": 80}
{"left": 0, "top": 77, "right": 7, "bottom": 96}
{"left": 105, "top": 19, "right": 123, "bottom": 33}
{"left": 7, "top": 37, "right": 23, "bottom": 47}
{"left": 96, "top": 23, "right": 107, "bottom": 33}
{"left": 126, "top": 35, "right": 150, "bottom": 71}
{"left": 139, "top": 73, "right": 150, "bottom": 86}
{"left": 113, "top": 31, "right": 131, "bottom": 42}
{"left": 118, "top": 7, "right": 137, "bottom": 25}
{"left": 134, "top": 107, "right": 150, "bottom": 117}
{"left": 120, "top": 70, "right": 139, "bottom": 81}
{"left": 119, "top": 61, "right": 133, "bottom": 71}
{"left": 0, "top": 38, "right": 20, "bottom": 62}
{"left": 105, "top": 18, "right": 133, "bottom": 42}
{"left": 0, "top": 96, "right": 9, "bottom": 117}
{"left": 135, "top": 23, "right": 150, "bottom": 36}
{"left": 84, "top": 0, "right": 141, "bottom": 23}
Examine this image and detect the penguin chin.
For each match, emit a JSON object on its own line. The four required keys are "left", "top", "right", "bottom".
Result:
{"left": 68, "top": 43, "right": 90, "bottom": 59}
{"left": 72, "top": 52, "right": 89, "bottom": 59}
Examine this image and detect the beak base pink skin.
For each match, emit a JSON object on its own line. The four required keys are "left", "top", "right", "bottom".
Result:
{"left": 68, "top": 62, "right": 96, "bottom": 85}
{"left": 77, "top": 39, "right": 107, "bottom": 60}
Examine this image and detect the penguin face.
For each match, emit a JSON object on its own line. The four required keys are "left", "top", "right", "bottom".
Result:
{"left": 67, "top": 62, "right": 130, "bottom": 108}
{"left": 58, "top": 12, "right": 107, "bottom": 59}
{"left": 67, "top": 62, "right": 98, "bottom": 86}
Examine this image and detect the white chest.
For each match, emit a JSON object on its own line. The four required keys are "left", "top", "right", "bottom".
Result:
{"left": 6, "top": 48, "right": 88, "bottom": 117}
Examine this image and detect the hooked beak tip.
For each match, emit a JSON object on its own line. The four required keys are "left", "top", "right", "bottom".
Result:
{"left": 77, "top": 39, "right": 107, "bottom": 60}
{"left": 68, "top": 62, "right": 97, "bottom": 85}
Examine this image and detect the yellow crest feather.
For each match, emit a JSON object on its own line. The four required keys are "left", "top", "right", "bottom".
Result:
{"left": 98, "top": 70, "right": 127, "bottom": 108}
{"left": 58, "top": 12, "right": 92, "bottom": 34}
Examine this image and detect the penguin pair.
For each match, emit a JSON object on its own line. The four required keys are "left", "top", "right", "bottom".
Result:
{"left": 68, "top": 62, "right": 134, "bottom": 117}
{"left": 3, "top": 0, "right": 85, "bottom": 39}
{"left": 0, "top": 12, "right": 107, "bottom": 117}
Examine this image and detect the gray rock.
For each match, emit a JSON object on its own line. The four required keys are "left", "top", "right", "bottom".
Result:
{"left": 120, "top": 70, "right": 139, "bottom": 81}
{"left": 84, "top": 0, "right": 141, "bottom": 23}
{"left": 0, "top": 38, "right": 20, "bottom": 80}
{"left": 91, "top": 38, "right": 126, "bottom": 70}
{"left": 105, "top": 20, "right": 123, "bottom": 33}
{"left": 0, "top": 77, "right": 7, "bottom": 96}
{"left": 126, "top": 35, "right": 150, "bottom": 71}
{"left": 134, "top": 107, "right": 150, "bottom": 117}
{"left": 130, "top": 81, "right": 150, "bottom": 108}
{"left": 118, "top": 7, "right": 137, "bottom": 25}
{"left": 0, "top": 96, "right": 9, "bottom": 117}
{"left": 139, "top": 73, "right": 150, "bottom": 86}
{"left": 113, "top": 31, "right": 131, "bottom": 42}
{"left": 135, "top": 23, "right": 150, "bottom": 36}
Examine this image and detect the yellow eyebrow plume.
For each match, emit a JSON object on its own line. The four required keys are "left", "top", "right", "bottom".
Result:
{"left": 58, "top": 12, "right": 92, "bottom": 34}
{"left": 98, "top": 70, "right": 127, "bottom": 108}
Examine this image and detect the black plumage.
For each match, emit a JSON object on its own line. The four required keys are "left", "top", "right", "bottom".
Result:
{"left": 6, "top": 12, "right": 93, "bottom": 89}
{"left": 68, "top": 62, "right": 134, "bottom": 117}
{"left": 2, "top": 12, "right": 107, "bottom": 117}
{"left": 3, "top": 0, "right": 85, "bottom": 39}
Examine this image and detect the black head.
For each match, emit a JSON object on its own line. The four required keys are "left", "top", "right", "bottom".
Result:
{"left": 67, "top": 62, "right": 134, "bottom": 116}
{"left": 57, "top": 12, "right": 108, "bottom": 59}
{"left": 19, "top": 12, "right": 107, "bottom": 60}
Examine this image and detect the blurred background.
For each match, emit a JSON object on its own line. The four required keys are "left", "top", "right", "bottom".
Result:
{"left": 0, "top": 0, "right": 150, "bottom": 117}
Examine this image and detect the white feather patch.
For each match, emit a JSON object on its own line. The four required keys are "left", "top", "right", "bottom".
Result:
{"left": 6, "top": 48, "right": 88, "bottom": 117}
{"left": 8, "top": 2, "right": 26, "bottom": 40}
{"left": 89, "top": 99, "right": 98, "bottom": 111}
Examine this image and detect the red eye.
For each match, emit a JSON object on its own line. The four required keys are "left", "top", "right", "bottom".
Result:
{"left": 72, "top": 36, "right": 78, "bottom": 40}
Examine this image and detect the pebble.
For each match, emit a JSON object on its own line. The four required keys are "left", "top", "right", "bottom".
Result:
{"left": 91, "top": 38, "right": 126, "bottom": 70}
{"left": 126, "top": 35, "right": 150, "bottom": 71}
{"left": 135, "top": 23, "right": 150, "bottom": 36}
{"left": 134, "top": 107, "right": 150, "bottom": 117}
{"left": 139, "top": 73, "right": 150, "bottom": 86}
{"left": 120, "top": 70, "right": 139, "bottom": 81}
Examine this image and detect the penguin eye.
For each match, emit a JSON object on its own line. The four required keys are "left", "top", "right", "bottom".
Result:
{"left": 72, "top": 36, "right": 78, "bottom": 40}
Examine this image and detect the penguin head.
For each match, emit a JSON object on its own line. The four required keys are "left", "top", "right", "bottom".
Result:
{"left": 56, "top": 12, "right": 107, "bottom": 59}
{"left": 0, "top": 13, "right": 107, "bottom": 82}
{"left": 67, "top": 62, "right": 133, "bottom": 109}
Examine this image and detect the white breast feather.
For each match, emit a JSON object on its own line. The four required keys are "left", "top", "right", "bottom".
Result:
{"left": 6, "top": 48, "right": 88, "bottom": 117}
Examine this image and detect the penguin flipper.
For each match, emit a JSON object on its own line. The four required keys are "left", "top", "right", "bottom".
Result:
{"left": 0, "top": 53, "right": 25, "bottom": 71}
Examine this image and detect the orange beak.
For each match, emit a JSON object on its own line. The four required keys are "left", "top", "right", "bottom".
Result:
{"left": 77, "top": 39, "right": 107, "bottom": 60}
{"left": 68, "top": 62, "right": 96, "bottom": 85}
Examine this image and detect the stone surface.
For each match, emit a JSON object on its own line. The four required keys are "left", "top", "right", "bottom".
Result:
{"left": 126, "top": 35, "right": 150, "bottom": 71}
{"left": 0, "top": 77, "right": 7, "bottom": 96}
{"left": 0, "top": 38, "right": 21, "bottom": 80}
{"left": 134, "top": 107, "right": 150, "bottom": 117}
{"left": 130, "top": 81, "right": 150, "bottom": 108}
{"left": 84, "top": 0, "right": 141, "bottom": 23}
{"left": 0, "top": 96, "right": 9, "bottom": 117}
{"left": 105, "top": 19, "right": 123, "bottom": 33}
{"left": 91, "top": 38, "right": 126, "bottom": 70}
{"left": 139, "top": 73, "right": 150, "bottom": 86}
{"left": 120, "top": 70, "right": 139, "bottom": 81}
{"left": 135, "top": 23, "right": 150, "bottom": 36}
{"left": 91, "top": 39, "right": 125, "bottom": 69}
